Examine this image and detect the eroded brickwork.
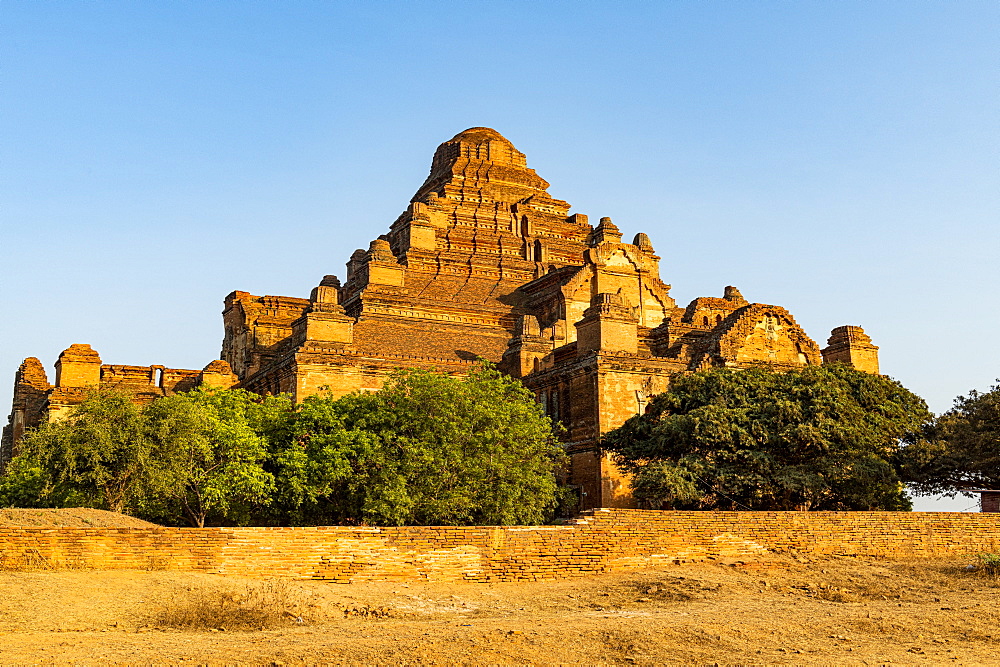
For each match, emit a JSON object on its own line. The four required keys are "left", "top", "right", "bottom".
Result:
{"left": 0, "top": 358, "right": 51, "bottom": 465}
{"left": 822, "top": 325, "right": 880, "bottom": 374}
{"left": 2, "top": 345, "right": 239, "bottom": 463}
{"left": 1, "top": 510, "right": 997, "bottom": 582}
{"left": 4, "top": 128, "right": 882, "bottom": 506}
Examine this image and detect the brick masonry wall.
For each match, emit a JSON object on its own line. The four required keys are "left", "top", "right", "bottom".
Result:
{"left": 3, "top": 509, "right": 1000, "bottom": 582}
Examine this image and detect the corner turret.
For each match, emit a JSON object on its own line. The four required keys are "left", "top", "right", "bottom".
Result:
{"left": 575, "top": 292, "right": 640, "bottom": 354}
{"left": 292, "top": 274, "right": 355, "bottom": 346}
{"left": 822, "top": 326, "right": 880, "bottom": 374}
{"left": 588, "top": 217, "right": 623, "bottom": 246}
{"left": 55, "top": 344, "right": 102, "bottom": 388}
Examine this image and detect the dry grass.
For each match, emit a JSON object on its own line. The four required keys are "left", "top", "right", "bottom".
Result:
{"left": 900, "top": 552, "right": 1000, "bottom": 587}
{"left": 342, "top": 603, "right": 392, "bottom": 618}
{"left": 150, "top": 580, "right": 306, "bottom": 631}
{"left": 974, "top": 552, "right": 1000, "bottom": 578}
{"left": 626, "top": 575, "right": 722, "bottom": 602}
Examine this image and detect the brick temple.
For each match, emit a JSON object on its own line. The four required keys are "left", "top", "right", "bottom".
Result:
{"left": 3, "top": 127, "right": 880, "bottom": 509}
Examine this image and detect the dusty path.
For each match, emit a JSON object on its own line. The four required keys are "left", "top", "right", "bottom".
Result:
{"left": 1, "top": 555, "right": 998, "bottom": 664}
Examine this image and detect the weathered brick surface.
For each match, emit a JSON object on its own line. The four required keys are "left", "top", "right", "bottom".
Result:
{"left": 822, "top": 325, "right": 880, "bottom": 374}
{"left": 2, "top": 510, "right": 999, "bottom": 583}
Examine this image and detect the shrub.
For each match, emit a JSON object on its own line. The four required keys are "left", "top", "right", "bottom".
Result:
{"left": 152, "top": 580, "right": 305, "bottom": 631}
{"left": 975, "top": 553, "right": 1000, "bottom": 578}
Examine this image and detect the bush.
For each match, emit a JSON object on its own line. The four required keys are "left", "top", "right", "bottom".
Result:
{"left": 152, "top": 580, "right": 305, "bottom": 631}
{"left": 975, "top": 553, "right": 1000, "bottom": 578}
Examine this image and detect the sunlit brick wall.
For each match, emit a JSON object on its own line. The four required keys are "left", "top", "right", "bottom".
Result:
{"left": 3, "top": 510, "right": 999, "bottom": 582}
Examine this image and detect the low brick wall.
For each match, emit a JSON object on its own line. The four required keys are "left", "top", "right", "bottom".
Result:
{"left": 2, "top": 509, "right": 999, "bottom": 582}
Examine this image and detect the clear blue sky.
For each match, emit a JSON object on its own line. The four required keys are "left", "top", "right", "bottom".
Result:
{"left": 2, "top": 1, "right": 997, "bottom": 510}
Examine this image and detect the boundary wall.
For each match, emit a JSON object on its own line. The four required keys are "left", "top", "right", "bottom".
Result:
{"left": 3, "top": 509, "right": 1000, "bottom": 582}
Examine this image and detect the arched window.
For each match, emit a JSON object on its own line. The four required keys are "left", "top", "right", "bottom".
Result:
{"left": 715, "top": 315, "right": 722, "bottom": 325}
{"left": 702, "top": 316, "right": 709, "bottom": 326}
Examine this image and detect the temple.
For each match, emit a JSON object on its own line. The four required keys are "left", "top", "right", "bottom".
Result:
{"left": 2, "top": 127, "right": 880, "bottom": 509}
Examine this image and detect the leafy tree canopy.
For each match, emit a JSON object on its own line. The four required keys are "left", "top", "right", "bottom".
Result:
{"left": 143, "top": 388, "right": 288, "bottom": 527}
{"left": 2, "top": 364, "right": 563, "bottom": 527}
{"left": 5, "top": 389, "right": 150, "bottom": 513}
{"left": 273, "top": 364, "right": 564, "bottom": 526}
{"left": 902, "top": 382, "right": 1000, "bottom": 496}
{"left": 1, "top": 388, "right": 292, "bottom": 526}
{"left": 603, "top": 364, "right": 932, "bottom": 511}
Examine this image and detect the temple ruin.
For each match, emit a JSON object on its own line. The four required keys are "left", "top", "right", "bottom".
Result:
{"left": 3, "top": 127, "right": 880, "bottom": 508}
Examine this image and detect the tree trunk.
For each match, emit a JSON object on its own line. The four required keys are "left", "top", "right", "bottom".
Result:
{"left": 179, "top": 495, "right": 204, "bottom": 528}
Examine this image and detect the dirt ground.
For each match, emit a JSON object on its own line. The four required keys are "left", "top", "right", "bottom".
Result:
{"left": 0, "top": 507, "right": 159, "bottom": 528}
{"left": 1, "top": 553, "right": 998, "bottom": 665}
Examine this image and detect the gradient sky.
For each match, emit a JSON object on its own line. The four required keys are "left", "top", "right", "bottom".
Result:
{"left": 2, "top": 1, "right": 997, "bottom": 511}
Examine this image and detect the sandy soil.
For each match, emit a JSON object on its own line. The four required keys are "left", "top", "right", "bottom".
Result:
{"left": 0, "top": 508, "right": 159, "bottom": 528}
{"left": 1, "top": 554, "right": 998, "bottom": 665}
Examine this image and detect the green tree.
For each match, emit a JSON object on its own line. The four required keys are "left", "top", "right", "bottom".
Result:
{"left": 0, "top": 448, "right": 62, "bottom": 508}
{"left": 603, "top": 364, "right": 931, "bottom": 511}
{"left": 273, "top": 364, "right": 563, "bottom": 526}
{"left": 5, "top": 389, "right": 151, "bottom": 513}
{"left": 144, "top": 388, "right": 286, "bottom": 527}
{"left": 902, "top": 382, "right": 1000, "bottom": 496}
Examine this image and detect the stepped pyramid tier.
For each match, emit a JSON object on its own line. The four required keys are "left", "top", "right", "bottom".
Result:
{"left": 4, "top": 127, "right": 881, "bottom": 511}
{"left": 343, "top": 127, "right": 594, "bottom": 318}
{"left": 411, "top": 127, "right": 561, "bottom": 207}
